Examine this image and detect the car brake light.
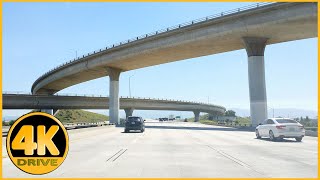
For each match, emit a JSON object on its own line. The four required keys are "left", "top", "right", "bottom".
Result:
{"left": 276, "top": 125, "right": 286, "bottom": 129}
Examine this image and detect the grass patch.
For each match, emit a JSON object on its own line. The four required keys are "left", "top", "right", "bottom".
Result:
{"left": 55, "top": 109, "right": 109, "bottom": 123}
{"left": 235, "top": 117, "right": 251, "bottom": 126}
{"left": 199, "top": 119, "right": 218, "bottom": 125}
{"left": 187, "top": 116, "right": 252, "bottom": 127}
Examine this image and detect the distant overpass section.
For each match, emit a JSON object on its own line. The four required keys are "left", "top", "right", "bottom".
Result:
{"left": 3, "top": 93, "right": 226, "bottom": 121}
{"left": 29, "top": 2, "right": 317, "bottom": 125}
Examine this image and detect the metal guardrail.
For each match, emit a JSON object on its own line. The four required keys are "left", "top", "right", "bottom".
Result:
{"left": 2, "top": 91, "right": 32, "bottom": 95}
{"left": 32, "top": 2, "right": 275, "bottom": 91}
{"left": 2, "top": 122, "right": 115, "bottom": 136}
{"left": 2, "top": 91, "right": 225, "bottom": 109}
{"left": 305, "top": 127, "right": 318, "bottom": 132}
{"left": 63, "top": 121, "right": 115, "bottom": 130}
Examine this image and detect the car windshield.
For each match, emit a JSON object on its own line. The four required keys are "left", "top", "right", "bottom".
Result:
{"left": 128, "top": 117, "right": 141, "bottom": 122}
{"left": 276, "top": 119, "right": 297, "bottom": 124}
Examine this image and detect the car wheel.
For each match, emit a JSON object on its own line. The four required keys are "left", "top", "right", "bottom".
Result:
{"left": 295, "top": 137, "right": 302, "bottom": 142}
{"left": 124, "top": 129, "right": 129, "bottom": 133}
{"left": 269, "top": 130, "right": 275, "bottom": 141}
{"left": 141, "top": 128, "right": 145, "bottom": 133}
{"left": 255, "top": 130, "right": 261, "bottom": 139}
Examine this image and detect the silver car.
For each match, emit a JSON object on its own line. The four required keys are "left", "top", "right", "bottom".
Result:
{"left": 255, "top": 118, "right": 305, "bottom": 142}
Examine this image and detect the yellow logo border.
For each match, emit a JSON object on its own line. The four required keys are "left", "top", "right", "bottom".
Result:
{"left": 6, "top": 112, "right": 69, "bottom": 175}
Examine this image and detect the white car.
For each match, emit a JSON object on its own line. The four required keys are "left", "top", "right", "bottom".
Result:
{"left": 255, "top": 118, "right": 305, "bottom": 142}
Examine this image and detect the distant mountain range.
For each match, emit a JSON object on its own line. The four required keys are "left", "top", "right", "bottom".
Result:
{"left": 230, "top": 108, "right": 318, "bottom": 119}
{"left": 88, "top": 108, "right": 318, "bottom": 119}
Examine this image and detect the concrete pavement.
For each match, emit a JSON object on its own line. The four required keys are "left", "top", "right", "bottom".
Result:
{"left": 2, "top": 120, "right": 318, "bottom": 178}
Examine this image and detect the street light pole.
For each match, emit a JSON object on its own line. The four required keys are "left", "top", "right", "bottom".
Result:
{"left": 129, "top": 74, "right": 135, "bottom": 98}
{"left": 268, "top": 106, "right": 274, "bottom": 118}
{"left": 273, "top": 108, "right": 274, "bottom": 118}
{"left": 69, "top": 49, "right": 78, "bottom": 59}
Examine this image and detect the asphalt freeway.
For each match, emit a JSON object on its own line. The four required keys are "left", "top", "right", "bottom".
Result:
{"left": 2, "top": 120, "right": 318, "bottom": 178}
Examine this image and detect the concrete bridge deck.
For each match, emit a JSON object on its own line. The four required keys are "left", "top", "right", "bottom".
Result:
{"left": 31, "top": 2, "right": 317, "bottom": 95}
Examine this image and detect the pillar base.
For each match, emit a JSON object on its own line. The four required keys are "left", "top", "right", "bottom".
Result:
{"left": 124, "top": 108, "right": 134, "bottom": 118}
{"left": 250, "top": 101, "right": 267, "bottom": 126}
{"left": 194, "top": 111, "right": 200, "bottom": 122}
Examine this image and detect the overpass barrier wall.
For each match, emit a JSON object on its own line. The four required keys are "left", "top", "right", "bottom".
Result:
{"left": 2, "top": 93, "right": 226, "bottom": 115}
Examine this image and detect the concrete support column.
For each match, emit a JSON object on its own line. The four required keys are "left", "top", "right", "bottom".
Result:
{"left": 194, "top": 110, "right": 200, "bottom": 122}
{"left": 40, "top": 109, "right": 53, "bottom": 115}
{"left": 106, "top": 67, "right": 121, "bottom": 125}
{"left": 124, "top": 108, "right": 134, "bottom": 118}
{"left": 243, "top": 37, "right": 268, "bottom": 126}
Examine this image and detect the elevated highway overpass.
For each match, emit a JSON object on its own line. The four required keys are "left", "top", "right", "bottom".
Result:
{"left": 3, "top": 93, "right": 226, "bottom": 121}
{"left": 29, "top": 2, "right": 317, "bottom": 125}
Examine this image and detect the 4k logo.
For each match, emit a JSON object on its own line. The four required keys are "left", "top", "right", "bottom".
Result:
{"left": 6, "top": 112, "right": 69, "bottom": 175}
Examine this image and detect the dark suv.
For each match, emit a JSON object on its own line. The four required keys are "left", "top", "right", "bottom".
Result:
{"left": 124, "top": 116, "right": 145, "bottom": 133}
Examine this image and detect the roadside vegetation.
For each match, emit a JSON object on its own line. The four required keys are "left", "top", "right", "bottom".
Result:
{"left": 3, "top": 110, "right": 109, "bottom": 126}
{"left": 2, "top": 120, "right": 15, "bottom": 126}
{"left": 54, "top": 109, "right": 109, "bottom": 123}
{"left": 193, "top": 117, "right": 251, "bottom": 127}
{"left": 186, "top": 110, "right": 252, "bottom": 127}
{"left": 185, "top": 110, "right": 317, "bottom": 130}
{"left": 295, "top": 116, "right": 317, "bottom": 127}
{"left": 198, "top": 120, "right": 218, "bottom": 125}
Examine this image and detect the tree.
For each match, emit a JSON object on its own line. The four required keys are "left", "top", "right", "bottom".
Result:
{"left": 208, "top": 114, "right": 214, "bottom": 120}
{"left": 210, "top": 111, "right": 224, "bottom": 120}
{"left": 225, "top": 110, "right": 236, "bottom": 117}
{"left": 9, "top": 120, "right": 15, "bottom": 126}
{"left": 234, "top": 120, "right": 239, "bottom": 126}
{"left": 304, "top": 116, "right": 311, "bottom": 126}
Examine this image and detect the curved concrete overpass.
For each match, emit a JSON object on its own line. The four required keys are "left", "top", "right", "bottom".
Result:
{"left": 32, "top": 2, "right": 316, "bottom": 95}
{"left": 30, "top": 2, "right": 317, "bottom": 125}
{"left": 3, "top": 94, "right": 226, "bottom": 121}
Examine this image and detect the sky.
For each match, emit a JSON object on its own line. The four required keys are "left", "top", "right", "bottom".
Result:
{"left": 2, "top": 2, "right": 318, "bottom": 119}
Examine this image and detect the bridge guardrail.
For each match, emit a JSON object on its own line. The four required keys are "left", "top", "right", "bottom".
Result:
{"left": 2, "top": 91, "right": 225, "bottom": 109}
